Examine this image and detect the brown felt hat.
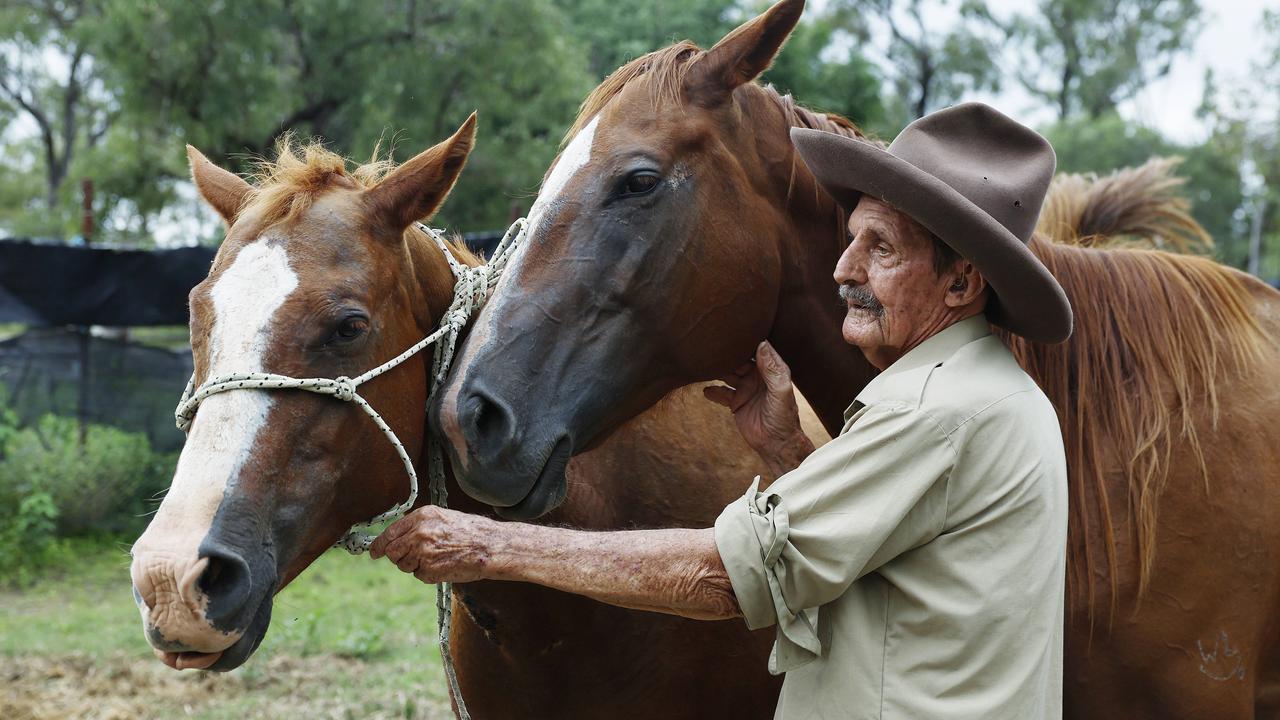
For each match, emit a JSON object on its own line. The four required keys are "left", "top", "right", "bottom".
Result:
{"left": 791, "top": 102, "right": 1073, "bottom": 344}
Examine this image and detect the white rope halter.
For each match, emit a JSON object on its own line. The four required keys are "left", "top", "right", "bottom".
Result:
{"left": 174, "top": 218, "right": 526, "bottom": 719}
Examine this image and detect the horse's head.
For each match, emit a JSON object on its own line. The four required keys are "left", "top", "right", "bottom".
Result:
{"left": 435, "top": 0, "right": 846, "bottom": 519}
{"left": 130, "top": 116, "right": 478, "bottom": 671}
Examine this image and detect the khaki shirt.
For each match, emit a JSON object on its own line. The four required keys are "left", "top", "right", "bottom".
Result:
{"left": 715, "top": 315, "right": 1067, "bottom": 720}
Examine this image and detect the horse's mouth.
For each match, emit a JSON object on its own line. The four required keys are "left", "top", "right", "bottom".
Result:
{"left": 155, "top": 649, "right": 224, "bottom": 670}
{"left": 150, "top": 593, "right": 273, "bottom": 673}
{"left": 494, "top": 437, "right": 572, "bottom": 521}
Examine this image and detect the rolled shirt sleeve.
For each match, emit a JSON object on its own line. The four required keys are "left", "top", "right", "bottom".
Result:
{"left": 714, "top": 402, "right": 956, "bottom": 674}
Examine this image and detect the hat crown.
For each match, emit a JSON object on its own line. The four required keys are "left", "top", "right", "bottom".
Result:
{"left": 887, "top": 103, "right": 1056, "bottom": 244}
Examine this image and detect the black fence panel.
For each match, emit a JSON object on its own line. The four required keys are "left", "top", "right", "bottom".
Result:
{"left": 0, "top": 234, "right": 505, "bottom": 328}
{"left": 0, "top": 328, "right": 192, "bottom": 451}
{"left": 0, "top": 240, "right": 216, "bottom": 326}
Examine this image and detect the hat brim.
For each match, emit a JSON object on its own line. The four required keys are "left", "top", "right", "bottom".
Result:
{"left": 791, "top": 127, "right": 1072, "bottom": 344}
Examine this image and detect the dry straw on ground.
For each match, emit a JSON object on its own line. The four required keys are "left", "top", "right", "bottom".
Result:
{"left": 1, "top": 652, "right": 452, "bottom": 720}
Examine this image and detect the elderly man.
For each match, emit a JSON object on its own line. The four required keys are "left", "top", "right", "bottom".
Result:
{"left": 371, "top": 103, "right": 1072, "bottom": 719}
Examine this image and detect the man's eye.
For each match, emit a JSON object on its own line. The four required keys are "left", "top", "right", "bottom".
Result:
{"left": 332, "top": 316, "right": 369, "bottom": 343}
{"left": 621, "top": 171, "right": 661, "bottom": 197}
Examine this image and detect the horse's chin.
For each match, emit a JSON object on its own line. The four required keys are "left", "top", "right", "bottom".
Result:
{"left": 154, "top": 596, "right": 273, "bottom": 673}
{"left": 493, "top": 438, "right": 572, "bottom": 521}
{"left": 207, "top": 598, "right": 272, "bottom": 671}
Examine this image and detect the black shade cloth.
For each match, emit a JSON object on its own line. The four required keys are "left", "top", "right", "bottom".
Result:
{"left": 0, "top": 240, "right": 216, "bottom": 326}
{"left": 0, "top": 232, "right": 504, "bottom": 328}
{"left": 0, "top": 327, "right": 193, "bottom": 450}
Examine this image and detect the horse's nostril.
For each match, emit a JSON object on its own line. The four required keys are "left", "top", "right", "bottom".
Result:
{"left": 199, "top": 556, "right": 227, "bottom": 594}
{"left": 194, "top": 549, "right": 252, "bottom": 626}
{"left": 467, "top": 390, "right": 515, "bottom": 457}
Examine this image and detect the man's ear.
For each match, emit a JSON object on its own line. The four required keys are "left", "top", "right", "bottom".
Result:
{"left": 944, "top": 262, "right": 988, "bottom": 308}
{"left": 366, "top": 112, "right": 477, "bottom": 231}
{"left": 682, "top": 0, "right": 805, "bottom": 108}
{"left": 187, "top": 145, "right": 252, "bottom": 226}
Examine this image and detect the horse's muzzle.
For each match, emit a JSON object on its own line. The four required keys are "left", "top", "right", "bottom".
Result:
{"left": 130, "top": 542, "right": 272, "bottom": 671}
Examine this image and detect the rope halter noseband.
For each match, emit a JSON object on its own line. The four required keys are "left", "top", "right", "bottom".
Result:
{"left": 174, "top": 218, "right": 526, "bottom": 553}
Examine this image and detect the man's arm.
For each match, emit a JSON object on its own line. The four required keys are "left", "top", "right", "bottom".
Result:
{"left": 369, "top": 507, "right": 742, "bottom": 621}
{"left": 371, "top": 341, "right": 808, "bottom": 618}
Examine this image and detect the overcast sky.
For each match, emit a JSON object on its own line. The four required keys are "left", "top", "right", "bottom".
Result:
{"left": 962, "top": 0, "right": 1276, "bottom": 142}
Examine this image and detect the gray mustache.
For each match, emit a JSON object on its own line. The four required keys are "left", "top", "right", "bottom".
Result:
{"left": 838, "top": 284, "right": 884, "bottom": 316}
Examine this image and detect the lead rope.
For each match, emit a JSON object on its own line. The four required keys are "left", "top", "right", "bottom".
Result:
{"left": 174, "top": 218, "right": 526, "bottom": 720}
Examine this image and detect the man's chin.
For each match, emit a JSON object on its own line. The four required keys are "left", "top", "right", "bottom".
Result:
{"left": 841, "top": 315, "right": 881, "bottom": 348}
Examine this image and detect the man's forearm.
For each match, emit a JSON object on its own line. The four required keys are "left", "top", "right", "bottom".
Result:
{"left": 484, "top": 523, "right": 742, "bottom": 621}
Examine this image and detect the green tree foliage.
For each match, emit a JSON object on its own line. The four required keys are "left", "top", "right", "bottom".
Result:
{"left": 1196, "top": 10, "right": 1280, "bottom": 278}
{"left": 0, "top": 0, "right": 897, "bottom": 238}
{"left": 553, "top": 0, "right": 736, "bottom": 79}
{"left": 842, "top": 0, "right": 1001, "bottom": 124}
{"left": 89, "top": 0, "right": 592, "bottom": 233}
{"left": 1006, "top": 0, "right": 1202, "bottom": 120}
{"left": 0, "top": 0, "right": 116, "bottom": 238}
{"left": 760, "top": 7, "right": 886, "bottom": 128}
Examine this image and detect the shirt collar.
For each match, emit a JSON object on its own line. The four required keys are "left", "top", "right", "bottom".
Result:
{"left": 847, "top": 314, "right": 991, "bottom": 417}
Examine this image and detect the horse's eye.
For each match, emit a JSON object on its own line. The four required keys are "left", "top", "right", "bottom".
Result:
{"left": 621, "top": 171, "right": 661, "bottom": 197}
{"left": 332, "top": 316, "right": 368, "bottom": 343}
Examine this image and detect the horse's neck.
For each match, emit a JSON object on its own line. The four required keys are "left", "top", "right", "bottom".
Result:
{"left": 742, "top": 95, "right": 878, "bottom": 433}
{"left": 405, "top": 229, "right": 467, "bottom": 333}
{"left": 770, "top": 201, "right": 875, "bottom": 434}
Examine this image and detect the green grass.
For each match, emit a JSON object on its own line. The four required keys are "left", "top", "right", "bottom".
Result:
{"left": 0, "top": 540, "right": 453, "bottom": 719}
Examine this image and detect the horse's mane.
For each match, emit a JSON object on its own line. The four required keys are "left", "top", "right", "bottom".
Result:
{"left": 1039, "top": 158, "right": 1213, "bottom": 252}
{"left": 240, "top": 133, "right": 480, "bottom": 265}
{"left": 1001, "top": 160, "right": 1267, "bottom": 620}
{"left": 567, "top": 41, "right": 868, "bottom": 145}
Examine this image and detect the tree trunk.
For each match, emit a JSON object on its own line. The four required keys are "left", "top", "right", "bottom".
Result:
{"left": 1249, "top": 196, "right": 1267, "bottom": 277}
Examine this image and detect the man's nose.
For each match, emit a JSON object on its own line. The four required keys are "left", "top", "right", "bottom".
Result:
{"left": 833, "top": 242, "right": 867, "bottom": 286}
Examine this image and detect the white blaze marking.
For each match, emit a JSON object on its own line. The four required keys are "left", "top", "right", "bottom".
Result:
{"left": 440, "top": 117, "right": 600, "bottom": 464}
{"left": 524, "top": 115, "right": 600, "bottom": 238}
{"left": 133, "top": 234, "right": 298, "bottom": 627}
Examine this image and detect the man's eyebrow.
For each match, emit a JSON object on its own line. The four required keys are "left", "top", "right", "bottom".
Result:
{"left": 863, "top": 226, "right": 890, "bottom": 246}
{"left": 847, "top": 223, "right": 893, "bottom": 247}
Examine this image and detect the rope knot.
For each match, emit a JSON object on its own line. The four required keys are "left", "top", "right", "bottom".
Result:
{"left": 445, "top": 308, "right": 469, "bottom": 329}
{"left": 332, "top": 376, "right": 357, "bottom": 402}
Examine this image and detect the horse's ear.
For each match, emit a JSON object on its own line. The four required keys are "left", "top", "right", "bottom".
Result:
{"left": 367, "top": 112, "right": 477, "bottom": 231}
{"left": 187, "top": 145, "right": 252, "bottom": 226}
{"left": 682, "top": 0, "right": 805, "bottom": 107}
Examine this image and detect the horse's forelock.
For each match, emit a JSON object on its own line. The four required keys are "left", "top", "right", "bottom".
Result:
{"left": 565, "top": 42, "right": 702, "bottom": 146}
{"left": 229, "top": 134, "right": 480, "bottom": 269}
{"left": 240, "top": 134, "right": 398, "bottom": 230}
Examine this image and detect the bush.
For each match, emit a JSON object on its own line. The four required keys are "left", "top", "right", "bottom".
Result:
{"left": 0, "top": 411, "right": 178, "bottom": 583}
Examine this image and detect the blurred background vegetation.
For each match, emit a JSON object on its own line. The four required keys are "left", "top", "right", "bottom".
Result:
{"left": 2, "top": 0, "right": 1276, "bottom": 277}
{"left": 0, "top": 2, "right": 1270, "bottom": 714}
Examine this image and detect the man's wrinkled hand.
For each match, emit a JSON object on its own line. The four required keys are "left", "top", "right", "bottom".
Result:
{"left": 703, "top": 341, "right": 808, "bottom": 460}
{"left": 369, "top": 506, "right": 498, "bottom": 585}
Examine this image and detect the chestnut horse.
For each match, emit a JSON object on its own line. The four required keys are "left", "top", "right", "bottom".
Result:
{"left": 129, "top": 117, "right": 486, "bottom": 672}
{"left": 436, "top": 1, "right": 1280, "bottom": 717}
{"left": 130, "top": 118, "right": 827, "bottom": 715}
